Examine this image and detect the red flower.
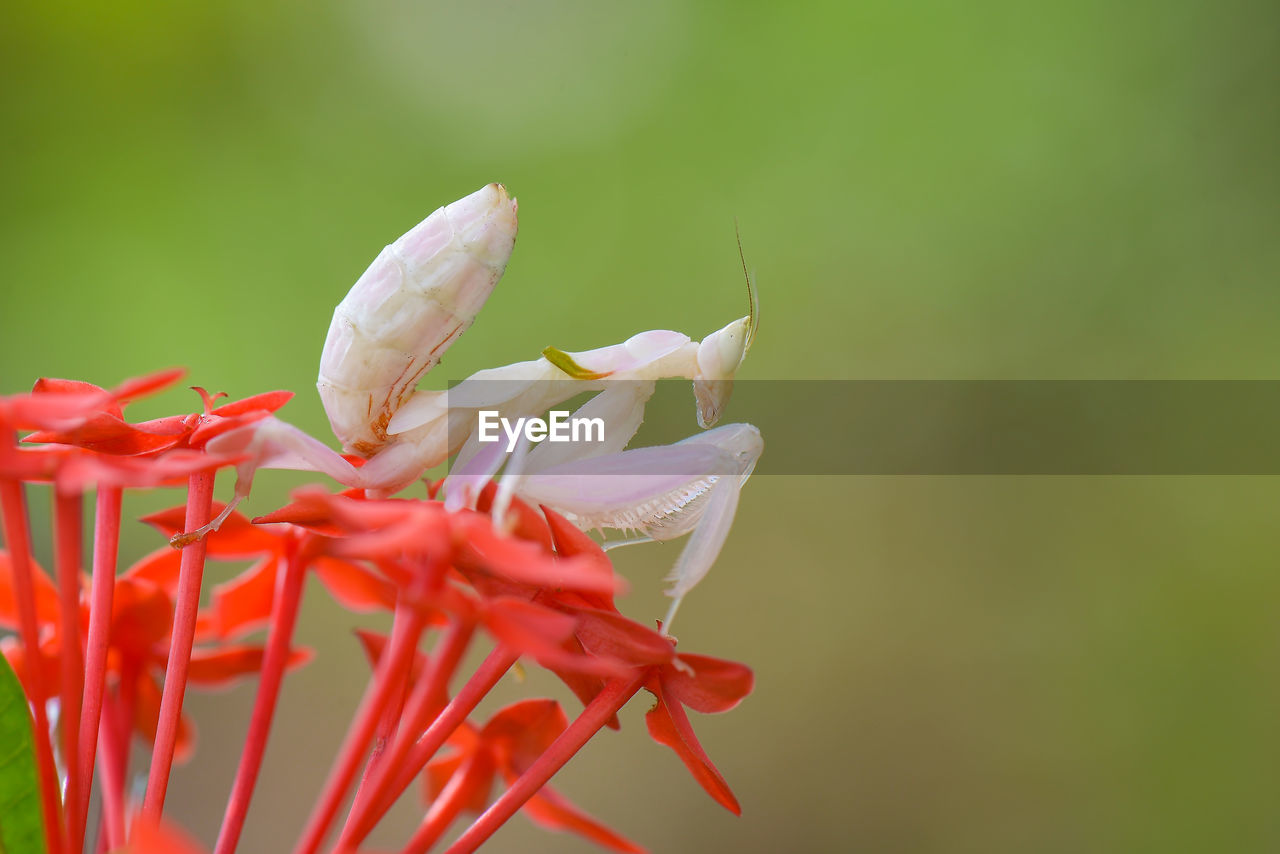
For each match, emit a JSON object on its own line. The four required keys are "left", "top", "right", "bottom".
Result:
{"left": 139, "top": 502, "right": 396, "bottom": 640}
{"left": 5, "top": 365, "right": 758, "bottom": 854}
{"left": 24, "top": 378, "right": 292, "bottom": 458}
{"left": 0, "top": 538, "right": 311, "bottom": 763}
{"left": 419, "top": 699, "right": 644, "bottom": 854}
{"left": 127, "top": 816, "right": 209, "bottom": 854}
{"left": 1, "top": 369, "right": 231, "bottom": 485}
{"left": 643, "top": 651, "right": 754, "bottom": 814}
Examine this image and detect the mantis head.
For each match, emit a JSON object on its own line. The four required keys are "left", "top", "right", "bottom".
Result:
{"left": 693, "top": 228, "right": 758, "bottom": 428}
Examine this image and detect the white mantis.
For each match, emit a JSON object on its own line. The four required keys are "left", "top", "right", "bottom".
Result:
{"left": 202, "top": 183, "right": 763, "bottom": 629}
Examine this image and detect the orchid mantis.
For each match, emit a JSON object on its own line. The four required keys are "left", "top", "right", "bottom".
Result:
{"left": 201, "top": 183, "right": 762, "bottom": 629}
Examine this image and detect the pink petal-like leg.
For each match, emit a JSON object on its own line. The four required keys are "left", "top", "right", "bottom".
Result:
{"left": 515, "top": 423, "right": 762, "bottom": 632}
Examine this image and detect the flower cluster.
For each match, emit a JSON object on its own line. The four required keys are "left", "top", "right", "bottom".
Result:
{"left": 0, "top": 368, "right": 753, "bottom": 854}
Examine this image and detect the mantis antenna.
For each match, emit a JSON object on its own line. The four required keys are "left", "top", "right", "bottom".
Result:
{"left": 734, "top": 219, "right": 759, "bottom": 352}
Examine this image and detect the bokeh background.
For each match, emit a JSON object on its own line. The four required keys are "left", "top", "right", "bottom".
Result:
{"left": 4, "top": 1, "right": 1280, "bottom": 851}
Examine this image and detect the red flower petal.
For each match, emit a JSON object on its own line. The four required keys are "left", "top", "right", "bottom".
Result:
{"left": 661, "top": 654, "right": 754, "bottom": 714}
{"left": 51, "top": 449, "right": 234, "bottom": 492}
{"left": 121, "top": 549, "right": 183, "bottom": 597}
{"left": 325, "top": 500, "right": 451, "bottom": 559}
{"left": 135, "top": 675, "right": 196, "bottom": 762}
{"left": 108, "top": 367, "right": 188, "bottom": 405}
{"left": 522, "top": 786, "right": 647, "bottom": 854}
{"left": 422, "top": 750, "right": 468, "bottom": 803}
{"left": 483, "top": 599, "right": 576, "bottom": 646}
{"left": 31, "top": 378, "right": 107, "bottom": 396}
{"left": 425, "top": 748, "right": 496, "bottom": 815}
{"left": 24, "top": 412, "right": 189, "bottom": 455}
{"left": 184, "top": 644, "right": 312, "bottom": 686}
{"left": 0, "top": 551, "right": 59, "bottom": 629}
{"left": 573, "top": 608, "right": 675, "bottom": 668}
{"left": 31, "top": 377, "right": 120, "bottom": 417}
{"left": 541, "top": 507, "right": 618, "bottom": 612}
{"left": 211, "top": 390, "right": 293, "bottom": 417}
{"left": 206, "top": 558, "right": 278, "bottom": 639}
{"left": 128, "top": 816, "right": 209, "bottom": 854}
{"left": 352, "top": 629, "right": 426, "bottom": 681}
{"left": 454, "top": 515, "right": 621, "bottom": 595}
{"left": 252, "top": 487, "right": 358, "bottom": 535}
{"left": 543, "top": 655, "right": 621, "bottom": 731}
{"left": 110, "top": 580, "right": 174, "bottom": 653}
{"left": 141, "top": 504, "right": 281, "bottom": 557}
{"left": 482, "top": 600, "right": 630, "bottom": 678}
{"left": 1, "top": 635, "right": 61, "bottom": 699}
{"left": 542, "top": 508, "right": 608, "bottom": 568}
{"left": 186, "top": 410, "right": 274, "bottom": 447}
{"left": 312, "top": 556, "right": 397, "bottom": 613}
{"left": 2, "top": 387, "right": 112, "bottom": 430}
{"left": 0, "top": 446, "right": 68, "bottom": 481}
{"left": 475, "top": 485, "right": 552, "bottom": 552}
{"left": 644, "top": 687, "right": 741, "bottom": 814}
{"left": 482, "top": 699, "right": 567, "bottom": 772}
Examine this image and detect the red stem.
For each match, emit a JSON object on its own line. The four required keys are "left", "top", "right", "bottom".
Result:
{"left": 337, "top": 619, "right": 477, "bottom": 849}
{"left": 0, "top": 477, "right": 65, "bottom": 854}
{"left": 73, "top": 485, "right": 122, "bottom": 854}
{"left": 93, "top": 812, "right": 109, "bottom": 854}
{"left": 292, "top": 595, "right": 428, "bottom": 854}
{"left": 141, "top": 469, "right": 215, "bottom": 820}
{"left": 213, "top": 540, "right": 308, "bottom": 854}
{"left": 97, "top": 655, "right": 139, "bottom": 851}
{"left": 53, "top": 489, "right": 85, "bottom": 850}
{"left": 442, "top": 672, "right": 647, "bottom": 854}
{"left": 400, "top": 753, "right": 479, "bottom": 854}
{"left": 345, "top": 645, "right": 413, "bottom": 818}
{"left": 95, "top": 686, "right": 125, "bottom": 850}
{"left": 345, "top": 643, "right": 517, "bottom": 846}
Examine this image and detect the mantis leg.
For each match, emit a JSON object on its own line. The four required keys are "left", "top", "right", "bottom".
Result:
{"left": 600, "top": 536, "right": 655, "bottom": 551}
{"left": 514, "top": 424, "right": 762, "bottom": 632}
{"left": 173, "top": 416, "right": 367, "bottom": 544}
{"left": 441, "top": 379, "right": 658, "bottom": 513}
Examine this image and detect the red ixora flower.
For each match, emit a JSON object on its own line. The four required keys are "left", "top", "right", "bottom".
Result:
{"left": 138, "top": 502, "right": 397, "bottom": 640}
{"left": 22, "top": 373, "right": 291, "bottom": 460}
{"left": 417, "top": 699, "right": 645, "bottom": 853}
{"left": 0, "top": 543, "right": 312, "bottom": 764}
{"left": 1, "top": 364, "right": 756, "bottom": 854}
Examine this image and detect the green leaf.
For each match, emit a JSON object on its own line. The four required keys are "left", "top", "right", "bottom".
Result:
{"left": 0, "top": 655, "right": 47, "bottom": 854}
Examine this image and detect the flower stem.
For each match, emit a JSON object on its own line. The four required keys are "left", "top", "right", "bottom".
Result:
{"left": 292, "top": 594, "right": 428, "bottom": 854}
{"left": 0, "top": 476, "right": 65, "bottom": 854}
{"left": 72, "top": 485, "right": 122, "bottom": 854}
{"left": 399, "top": 753, "right": 479, "bottom": 854}
{"left": 214, "top": 538, "right": 308, "bottom": 854}
{"left": 442, "top": 672, "right": 647, "bottom": 854}
{"left": 346, "top": 643, "right": 517, "bottom": 847}
{"left": 339, "top": 667, "right": 412, "bottom": 837}
{"left": 337, "top": 619, "right": 477, "bottom": 849}
{"left": 53, "top": 489, "right": 85, "bottom": 849}
{"left": 353, "top": 633, "right": 414, "bottom": 791}
{"left": 96, "top": 659, "right": 138, "bottom": 851}
{"left": 141, "top": 469, "right": 215, "bottom": 820}
{"left": 95, "top": 691, "right": 126, "bottom": 850}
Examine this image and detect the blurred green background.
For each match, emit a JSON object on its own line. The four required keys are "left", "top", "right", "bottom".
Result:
{"left": 3, "top": 0, "right": 1279, "bottom": 851}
